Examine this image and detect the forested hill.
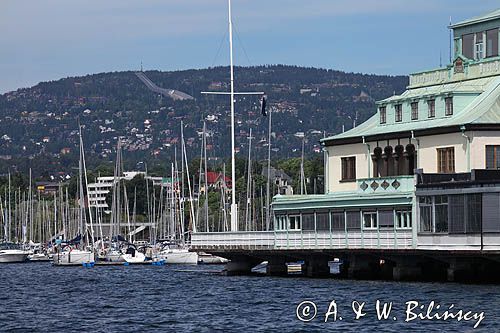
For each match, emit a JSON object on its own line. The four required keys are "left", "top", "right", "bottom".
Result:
{"left": 0, "top": 65, "right": 408, "bottom": 177}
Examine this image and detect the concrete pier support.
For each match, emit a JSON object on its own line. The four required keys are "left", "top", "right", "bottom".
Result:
{"left": 392, "top": 262, "right": 422, "bottom": 281}
{"left": 266, "top": 258, "right": 287, "bottom": 276}
{"left": 305, "top": 257, "right": 330, "bottom": 277}
{"left": 447, "top": 260, "right": 473, "bottom": 282}
{"left": 225, "top": 257, "right": 261, "bottom": 275}
{"left": 347, "top": 255, "right": 380, "bottom": 279}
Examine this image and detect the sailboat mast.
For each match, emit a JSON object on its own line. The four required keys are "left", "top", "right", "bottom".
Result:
{"left": 78, "top": 128, "right": 85, "bottom": 244}
{"left": 265, "top": 107, "right": 272, "bottom": 230}
{"left": 228, "top": 0, "right": 238, "bottom": 232}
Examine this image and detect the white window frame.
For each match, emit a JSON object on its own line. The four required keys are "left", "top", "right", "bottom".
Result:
{"left": 395, "top": 210, "right": 412, "bottom": 229}
{"left": 362, "top": 211, "right": 378, "bottom": 230}
{"left": 288, "top": 215, "right": 301, "bottom": 231}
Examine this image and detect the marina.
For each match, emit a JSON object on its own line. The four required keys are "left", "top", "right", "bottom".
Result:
{"left": 2, "top": 1, "right": 500, "bottom": 331}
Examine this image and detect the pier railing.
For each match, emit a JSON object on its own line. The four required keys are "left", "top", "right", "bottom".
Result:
{"left": 191, "top": 229, "right": 413, "bottom": 250}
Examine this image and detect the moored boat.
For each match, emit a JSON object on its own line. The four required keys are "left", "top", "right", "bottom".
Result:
{"left": 0, "top": 244, "right": 29, "bottom": 263}
{"left": 158, "top": 247, "right": 198, "bottom": 264}
{"left": 52, "top": 248, "right": 94, "bottom": 266}
{"left": 197, "top": 252, "right": 228, "bottom": 264}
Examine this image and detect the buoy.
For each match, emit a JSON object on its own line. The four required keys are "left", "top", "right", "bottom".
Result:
{"left": 123, "top": 262, "right": 130, "bottom": 266}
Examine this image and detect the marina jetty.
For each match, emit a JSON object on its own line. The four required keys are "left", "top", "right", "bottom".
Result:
{"left": 192, "top": 9, "right": 500, "bottom": 283}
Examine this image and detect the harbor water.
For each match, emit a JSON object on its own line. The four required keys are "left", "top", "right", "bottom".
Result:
{"left": 0, "top": 262, "right": 498, "bottom": 332}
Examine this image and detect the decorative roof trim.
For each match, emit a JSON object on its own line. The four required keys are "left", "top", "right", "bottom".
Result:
{"left": 322, "top": 124, "right": 500, "bottom": 147}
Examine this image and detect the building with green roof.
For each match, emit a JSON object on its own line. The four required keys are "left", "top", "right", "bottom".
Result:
{"left": 192, "top": 9, "right": 500, "bottom": 279}
{"left": 271, "top": 8, "right": 500, "bottom": 252}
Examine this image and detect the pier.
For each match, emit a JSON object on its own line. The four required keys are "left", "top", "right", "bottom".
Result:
{"left": 191, "top": 230, "right": 500, "bottom": 282}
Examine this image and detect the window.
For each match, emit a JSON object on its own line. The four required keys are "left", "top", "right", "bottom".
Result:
{"left": 379, "top": 106, "right": 386, "bottom": 124}
{"left": 331, "top": 212, "right": 345, "bottom": 231}
{"left": 394, "top": 104, "right": 402, "bottom": 122}
{"left": 378, "top": 210, "right": 394, "bottom": 228}
{"left": 437, "top": 147, "right": 455, "bottom": 173}
{"left": 445, "top": 97, "right": 453, "bottom": 116}
{"left": 289, "top": 215, "right": 301, "bottom": 230}
{"left": 363, "top": 212, "right": 377, "bottom": 229}
{"left": 341, "top": 156, "right": 356, "bottom": 181}
{"left": 427, "top": 99, "right": 435, "bottom": 118}
{"left": 434, "top": 195, "right": 448, "bottom": 232}
{"left": 396, "top": 210, "right": 412, "bottom": 229}
{"left": 419, "top": 196, "right": 433, "bottom": 232}
{"left": 486, "top": 28, "right": 499, "bottom": 57}
{"left": 475, "top": 32, "right": 484, "bottom": 60}
{"left": 482, "top": 193, "right": 500, "bottom": 232}
{"left": 410, "top": 101, "right": 418, "bottom": 120}
{"left": 316, "top": 213, "right": 329, "bottom": 231}
{"left": 486, "top": 145, "right": 500, "bottom": 169}
{"left": 450, "top": 193, "right": 482, "bottom": 233}
{"left": 462, "top": 33, "right": 474, "bottom": 59}
{"left": 302, "top": 213, "right": 315, "bottom": 231}
{"left": 346, "top": 211, "right": 361, "bottom": 230}
{"left": 274, "top": 215, "right": 287, "bottom": 230}
{"left": 466, "top": 194, "right": 481, "bottom": 233}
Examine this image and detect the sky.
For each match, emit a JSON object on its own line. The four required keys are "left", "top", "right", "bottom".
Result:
{"left": 0, "top": 0, "right": 499, "bottom": 93}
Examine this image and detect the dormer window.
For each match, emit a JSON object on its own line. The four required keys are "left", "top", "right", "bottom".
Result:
{"left": 411, "top": 101, "right": 418, "bottom": 120}
{"left": 427, "top": 99, "right": 435, "bottom": 118}
{"left": 475, "top": 32, "right": 484, "bottom": 60}
{"left": 445, "top": 97, "right": 453, "bottom": 116}
{"left": 486, "top": 28, "right": 499, "bottom": 57}
{"left": 462, "top": 33, "right": 474, "bottom": 59}
{"left": 379, "top": 106, "right": 386, "bottom": 124}
{"left": 395, "top": 104, "right": 402, "bottom": 122}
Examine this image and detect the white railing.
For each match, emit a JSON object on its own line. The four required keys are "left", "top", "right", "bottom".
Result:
{"left": 191, "top": 229, "right": 414, "bottom": 250}
{"left": 408, "top": 58, "right": 500, "bottom": 88}
{"left": 191, "top": 231, "right": 275, "bottom": 249}
{"left": 417, "top": 233, "right": 500, "bottom": 251}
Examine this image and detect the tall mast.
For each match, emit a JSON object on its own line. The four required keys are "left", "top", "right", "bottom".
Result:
{"left": 265, "top": 107, "right": 272, "bottom": 230}
{"left": 228, "top": 0, "right": 238, "bottom": 232}
{"left": 201, "top": 0, "right": 264, "bottom": 231}
{"left": 78, "top": 127, "right": 84, "bottom": 243}
{"left": 245, "top": 128, "right": 253, "bottom": 230}
{"left": 79, "top": 125, "right": 95, "bottom": 247}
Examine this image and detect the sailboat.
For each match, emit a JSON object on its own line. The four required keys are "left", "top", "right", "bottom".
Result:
{"left": 0, "top": 173, "right": 29, "bottom": 263}
{"left": 53, "top": 126, "right": 95, "bottom": 266}
{"left": 157, "top": 122, "right": 198, "bottom": 264}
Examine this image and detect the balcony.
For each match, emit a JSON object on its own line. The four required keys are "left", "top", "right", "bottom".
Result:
{"left": 356, "top": 175, "right": 414, "bottom": 194}
{"left": 191, "top": 229, "right": 414, "bottom": 251}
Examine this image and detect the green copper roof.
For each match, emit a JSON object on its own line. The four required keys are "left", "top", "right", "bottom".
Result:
{"left": 272, "top": 191, "right": 413, "bottom": 211}
{"left": 450, "top": 8, "right": 500, "bottom": 29}
{"left": 322, "top": 76, "right": 500, "bottom": 143}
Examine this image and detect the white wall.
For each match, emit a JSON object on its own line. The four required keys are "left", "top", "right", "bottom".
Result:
{"left": 326, "top": 130, "right": 500, "bottom": 192}
{"left": 326, "top": 143, "right": 367, "bottom": 193}
{"left": 418, "top": 132, "right": 468, "bottom": 173}
{"left": 470, "top": 131, "right": 500, "bottom": 169}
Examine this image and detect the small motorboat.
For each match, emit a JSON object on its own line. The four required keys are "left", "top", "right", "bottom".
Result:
{"left": 121, "top": 245, "right": 146, "bottom": 264}
{"left": 197, "top": 252, "right": 229, "bottom": 264}
{"left": 28, "top": 252, "right": 51, "bottom": 262}
{"left": 0, "top": 244, "right": 29, "bottom": 263}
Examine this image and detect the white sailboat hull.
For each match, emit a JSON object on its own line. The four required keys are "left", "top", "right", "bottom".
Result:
{"left": 159, "top": 250, "right": 198, "bottom": 264}
{"left": 53, "top": 250, "right": 94, "bottom": 266}
{"left": 0, "top": 250, "right": 28, "bottom": 263}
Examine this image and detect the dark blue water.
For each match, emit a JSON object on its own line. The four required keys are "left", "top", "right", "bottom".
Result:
{"left": 0, "top": 263, "right": 498, "bottom": 332}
